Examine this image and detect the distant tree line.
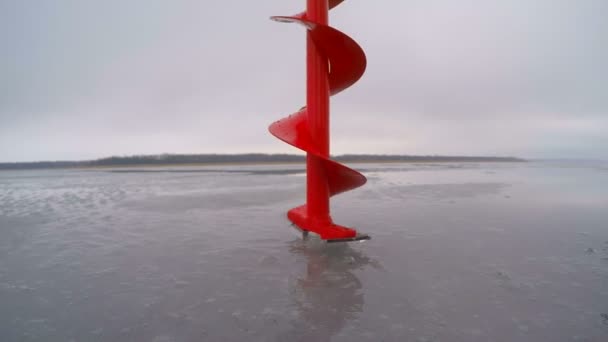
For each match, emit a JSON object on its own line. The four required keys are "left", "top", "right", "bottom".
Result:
{"left": 333, "top": 154, "right": 524, "bottom": 163}
{"left": 0, "top": 153, "right": 525, "bottom": 170}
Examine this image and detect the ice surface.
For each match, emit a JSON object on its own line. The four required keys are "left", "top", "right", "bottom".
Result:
{"left": 1, "top": 162, "right": 607, "bottom": 341}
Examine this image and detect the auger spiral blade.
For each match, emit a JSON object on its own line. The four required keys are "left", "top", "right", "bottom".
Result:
{"left": 269, "top": 0, "right": 369, "bottom": 242}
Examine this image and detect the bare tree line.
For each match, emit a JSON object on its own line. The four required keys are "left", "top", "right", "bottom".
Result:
{"left": 0, "top": 154, "right": 525, "bottom": 170}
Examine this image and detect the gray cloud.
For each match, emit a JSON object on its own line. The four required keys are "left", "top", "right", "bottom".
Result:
{"left": 1, "top": 0, "right": 606, "bottom": 162}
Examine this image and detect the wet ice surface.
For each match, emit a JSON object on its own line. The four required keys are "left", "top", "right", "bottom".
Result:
{"left": 1, "top": 162, "right": 607, "bottom": 342}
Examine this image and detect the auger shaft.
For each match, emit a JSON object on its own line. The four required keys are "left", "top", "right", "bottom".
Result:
{"left": 268, "top": 0, "right": 369, "bottom": 241}
{"left": 306, "top": 0, "right": 331, "bottom": 226}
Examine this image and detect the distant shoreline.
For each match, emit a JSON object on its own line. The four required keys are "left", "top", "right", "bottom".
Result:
{"left": 0, "top": 153, "right": 525, "bottom": 171}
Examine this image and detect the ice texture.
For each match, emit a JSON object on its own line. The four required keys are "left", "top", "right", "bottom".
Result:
{"left": 1, "top": 161, "right": 607, "bottom": 341}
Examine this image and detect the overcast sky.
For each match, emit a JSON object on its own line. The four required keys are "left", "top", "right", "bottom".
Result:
{"left": 1, "top": 0, "right": 606, "bottom": 162}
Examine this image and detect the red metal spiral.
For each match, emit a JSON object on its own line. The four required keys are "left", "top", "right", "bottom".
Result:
{"left": 269, "top": 0, "right": 368, "bottom": 242}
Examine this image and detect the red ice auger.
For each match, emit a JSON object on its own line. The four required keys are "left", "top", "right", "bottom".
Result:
{"left": 269, "top": 0, "right": 369, "bottom": 242}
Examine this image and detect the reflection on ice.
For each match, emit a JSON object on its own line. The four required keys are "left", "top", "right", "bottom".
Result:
{"left": 282, "top": 239, "right": 381, "bottom": 341}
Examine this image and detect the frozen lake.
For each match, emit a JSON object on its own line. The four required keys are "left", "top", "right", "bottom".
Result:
{"left": 1, "top": 161, "right": 607, "bottom": 341}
